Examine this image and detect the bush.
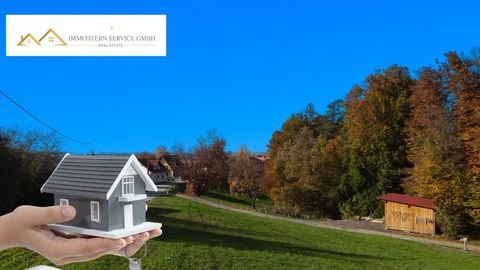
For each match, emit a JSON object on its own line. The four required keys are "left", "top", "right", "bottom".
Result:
{"left": 436, "top": 201, "right": 464, "bottom": 238}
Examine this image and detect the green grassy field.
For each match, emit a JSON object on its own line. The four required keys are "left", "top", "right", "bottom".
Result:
{"left": 201, "top": 191, "right": 274, "bottom": 211}
{"left": 1, "top": 196, "right": 479, "bottom": 270}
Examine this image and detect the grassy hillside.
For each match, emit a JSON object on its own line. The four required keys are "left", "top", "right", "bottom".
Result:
{"left": 0, "top": 196, "right": 479, "bottom": 270}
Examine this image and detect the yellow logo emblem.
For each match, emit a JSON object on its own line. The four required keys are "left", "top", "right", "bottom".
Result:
{"left": 17, "top": 28, "right": 67, "bottom": 46}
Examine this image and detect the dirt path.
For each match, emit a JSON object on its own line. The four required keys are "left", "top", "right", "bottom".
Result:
{"left": 174, "top": 193, "right": 480, "bottom": 254}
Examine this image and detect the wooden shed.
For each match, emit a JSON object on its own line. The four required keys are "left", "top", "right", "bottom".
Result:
{"left": 377, "top": 193, "right": 437, "bottom": 235}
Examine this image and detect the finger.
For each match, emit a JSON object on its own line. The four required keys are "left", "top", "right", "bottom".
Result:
{"left": 54, "top": 245, "right": 123, "bottom": 266}
{"left": 125, "top": 232, "right": 149, "bottom": 257}
{"left": 47, "top": 237, "right": 128, "bottom": 259}
{"left": 115, "top": 230, "right": 161, "bottom": 257}
{"left": 15, "top": 205, "right": 76, "bottom": 227}
{"left": 147, "top": 228, "right": 162, "bottom": 239}
{"left": 110, "top": 232, "right": 149, "bottom": 257}
{"left": 127, "top": 234, "right": 140, "bottom": 241}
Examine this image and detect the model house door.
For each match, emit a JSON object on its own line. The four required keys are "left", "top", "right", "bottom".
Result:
{"left": 124, "top": 204, "right": 133, "bottom": 228}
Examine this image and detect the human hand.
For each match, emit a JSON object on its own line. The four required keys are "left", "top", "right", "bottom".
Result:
{"left": 1, "top": 205, "right": 146, "bottom": 265}
{"left": 109, "top": 229, "right": 162, "bottom": 258}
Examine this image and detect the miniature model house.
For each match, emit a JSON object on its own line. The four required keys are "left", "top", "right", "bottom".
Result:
{"left": 41, "top": 154, "right": 161, "bottom": 238}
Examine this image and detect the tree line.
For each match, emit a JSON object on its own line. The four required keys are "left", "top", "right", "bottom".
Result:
{"left": 0, "top": 129, "right": 62, "bottom": 215}
{"left": 265, "top": 51, "right": 480, "bottom": 237}
{"left": 144, "top": 130, "right": 269, "bottom": 209}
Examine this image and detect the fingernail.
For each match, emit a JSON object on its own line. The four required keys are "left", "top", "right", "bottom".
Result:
{"left": 62, "top": 206, "right": 75, "bottom": 218}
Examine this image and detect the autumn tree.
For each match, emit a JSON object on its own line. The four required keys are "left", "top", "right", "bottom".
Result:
{"left": 155, "top": 145, "right": 168, "bottom": 159}
{"left": 136, "top": 152, "right": 156, "bottom": 160}
{"left": 341, "top": 65, "right": 413, "bottom": 217}
{"left": 259, "top": 158, "right": 274, "bottom": 196}
{"left": 272, "top": 126, "right": 317, "bottom": 215}
{"left": 267, "top": 104, "right": 320, "bottom": 212}
{"left": 440, "top": 52, "right": 480, "bottom": 224}
{"left": 406, "top": 67, "right": 465, "bottom": 236}
{"left": 267, "top": 102, "right": 344, "bottom": 218}
{"left": 179, "top": 130, "right": 229, "bottom": 195}
{"left": 228, "top": 145, "right": 263, "bottom": 209}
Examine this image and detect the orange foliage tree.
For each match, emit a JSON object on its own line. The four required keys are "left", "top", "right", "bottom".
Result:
{"left": 442, "top": 52, "right": 480, "bottom": 223}
{"left": 228, "top": 145, "right": 263, "bottom": 209}
{"left": 406, "top": 67, "right": 465, "bottom": 236}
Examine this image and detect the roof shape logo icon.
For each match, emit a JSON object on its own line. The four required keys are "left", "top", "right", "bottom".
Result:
{"left": 17, "top": 28, "right": 67, "bottom": 46}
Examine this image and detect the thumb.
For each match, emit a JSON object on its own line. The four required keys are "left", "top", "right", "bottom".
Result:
{"left": 15, "top": 205, "right": 76, "bottom": 227}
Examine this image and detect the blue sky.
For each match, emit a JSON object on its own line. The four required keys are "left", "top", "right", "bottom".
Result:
{"left": 0, "top": 1, "right": 479, "bottom": 154}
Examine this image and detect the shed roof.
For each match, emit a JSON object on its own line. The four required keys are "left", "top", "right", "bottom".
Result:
{"left": 377, "top": 193, "right": 437, "bottom": 210}
{"left": 41, "top": 154, "right": 157, "bottom": 199}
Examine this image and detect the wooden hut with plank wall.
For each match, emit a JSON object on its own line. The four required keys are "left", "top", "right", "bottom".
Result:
{"left": 377, "top": 193, "right": 437, "bottom": 235}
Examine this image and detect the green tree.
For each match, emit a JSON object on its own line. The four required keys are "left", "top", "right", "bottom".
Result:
{"left": 341, "top": 66, "right": 413, "bottom": 217}
{"left": 0, "top": 129, "right": 62, "bottom": 214}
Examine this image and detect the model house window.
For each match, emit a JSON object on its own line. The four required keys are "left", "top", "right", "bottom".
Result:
{"left": 90, "top": 201, "right": 100, "bottom": 222}
{"left": 122, "top": 176, "right": 135, "bottom": 195}
{"left": 59, "top": 199, "right": 69, "bottom": 206}
{"left": 49, "top": 37, "right": 54, "bottom": 42}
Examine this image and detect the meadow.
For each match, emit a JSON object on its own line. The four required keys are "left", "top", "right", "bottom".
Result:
{"left": 0, "top": 196, "right": 479, "bottom": 270}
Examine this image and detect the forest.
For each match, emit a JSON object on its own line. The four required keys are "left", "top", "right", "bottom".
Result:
{"left": 265, "top": 51, "right": 480, "bottom": 237}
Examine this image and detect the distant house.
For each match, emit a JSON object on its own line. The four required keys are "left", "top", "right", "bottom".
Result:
{"left": 139, "top": 155, "right": 187, "bottom": 184}
{"left": 250, "top": 155, "right": 269, "bottom": 173}
{"left": 377, "top": 193, "right": 437, "bottom": 235}
{"left": 159, "top": 155, "right": 180, "bottom": 178}
{"left": 138, "top": 159, "right": 169, "bottom": 184}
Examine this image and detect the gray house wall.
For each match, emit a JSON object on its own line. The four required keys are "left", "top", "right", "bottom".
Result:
{"left": 55, "top": 194, "right": 108, "bottom": 231}
{"left": 107, "top": 174, "right": 147, "bottom": 230}
{"left": 55, "top": 174, "right": 147, "bottom": 231}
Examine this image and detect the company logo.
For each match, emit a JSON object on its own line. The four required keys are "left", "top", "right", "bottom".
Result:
{"left": 17, "top": 28, "right": 67, "bottom": 46}
{"left": 7, "top": 15, "right": 166, "bottom": 56}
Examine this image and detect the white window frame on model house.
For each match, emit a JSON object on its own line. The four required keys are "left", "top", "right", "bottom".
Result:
{"left": 90, "top": 201, "right": 100, "bottom": 222}
{"left": 59, "top": 199, "right": 69, "bottom": 206}
{"left": 122, "top": 175, "right": 135, "bottom": 196}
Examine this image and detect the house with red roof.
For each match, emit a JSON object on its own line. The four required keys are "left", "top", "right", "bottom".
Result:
{"left": 250, "top": 155, "right": 269, "bottom": 172}
{"left": 377, "top": 193, "right": 437, "bottom": 235}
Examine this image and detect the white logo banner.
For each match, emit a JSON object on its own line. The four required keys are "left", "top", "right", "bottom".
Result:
{"left": 6, "top": 15, "right": 167, "bottom": 56}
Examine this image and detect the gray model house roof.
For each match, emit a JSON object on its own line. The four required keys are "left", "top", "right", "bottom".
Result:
{"left": 41, "top": 154, "right": 157, "bottom": 199}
